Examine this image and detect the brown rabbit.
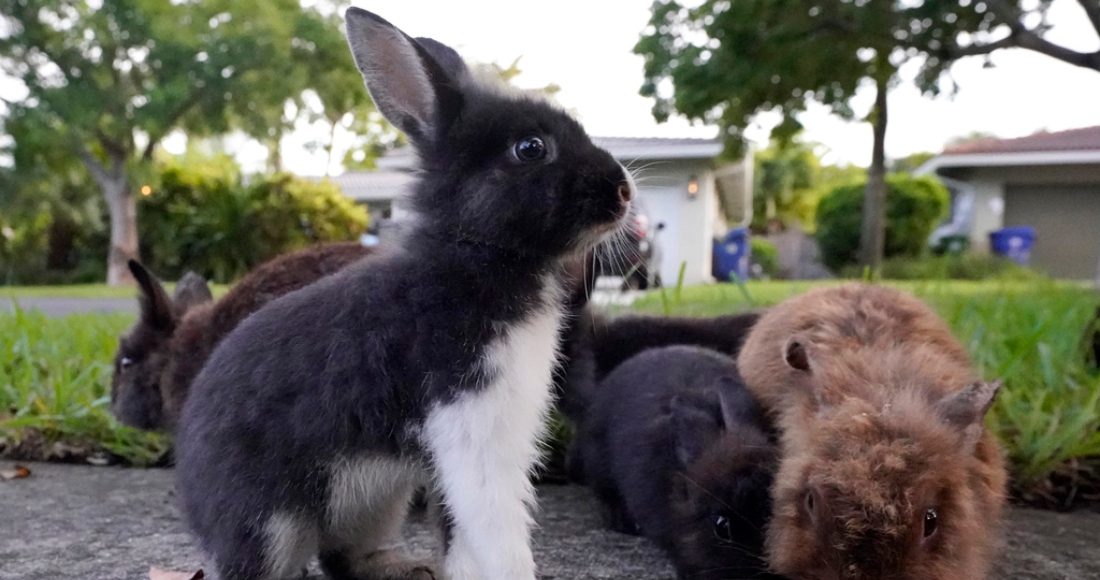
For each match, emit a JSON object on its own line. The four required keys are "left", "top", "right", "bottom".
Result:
{"left": 112, "top": 242, "right": 375, "bottom": 432}
{"left": 736, "top": 283, "right": 1007, "bottom": 580}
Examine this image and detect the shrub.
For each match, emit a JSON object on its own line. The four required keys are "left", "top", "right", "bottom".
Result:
{"left": 840, "top": 253, "right": 1044, "bottom": 282}
{"left": 815, "top": 174, "right": 950, "bottom": 271}
{"left": 139, "top": 155, "right": 368, "bottom": 283}
{"left": 751, "top": 237, "right": 779, "bottom": 278}
{"left": 0, "top": 212, "right": 51, "bottom": 285}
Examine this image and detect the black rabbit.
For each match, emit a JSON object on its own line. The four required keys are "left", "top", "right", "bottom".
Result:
{"left": 569, "top": 345, "right": 780, "bottom": 580}
{"left": 175, "top": 8, "right": 633, "bottom": 580}
{"left": 555, "top": 310, "right": 762, "bottom": 425}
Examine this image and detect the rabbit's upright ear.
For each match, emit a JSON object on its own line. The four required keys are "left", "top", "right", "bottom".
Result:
{"left": 714, "top": 377, "right": 761, "bottom": 430}
{"left": 128, "top": 260, "right": 174, "bottom": 332}
{"left": 173, "top": 271, "right": 213, "bottom": 315}
{"left": 344, "top": 8, "right": 465, "bottom": 144}
{"left": 936, "top": 379, "right": 1002, "bottom": 454}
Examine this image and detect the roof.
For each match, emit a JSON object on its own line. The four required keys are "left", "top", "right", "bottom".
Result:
{"left": 333, "top": 136, "right": 726, "bottom": 203}
{"left": 944, "top": 126, "right": 1100, "bottom": 155}
{"left": 591, "top": 136, "right": 723, "bottom": 160}
{"left": 376, "top": 136, "right": 723, "bottom": 170}
{"left": 916, "top": 125, "right": 1100, "bottom": 176}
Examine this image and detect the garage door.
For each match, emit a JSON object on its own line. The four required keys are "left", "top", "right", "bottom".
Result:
{"left": 1003, "top": 185, "right": 1100, "bottom": 279}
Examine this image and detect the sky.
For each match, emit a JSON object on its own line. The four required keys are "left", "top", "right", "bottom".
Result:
{"left": 6, "top": 0, "right": 1100, "bottom": 174}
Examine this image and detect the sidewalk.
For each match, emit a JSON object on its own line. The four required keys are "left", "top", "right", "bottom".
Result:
{"left": 1, "top": 297, "right": 136, "bottom": 317}
{"left": 2, "top": 462, "right": 1098, "bottom": 579}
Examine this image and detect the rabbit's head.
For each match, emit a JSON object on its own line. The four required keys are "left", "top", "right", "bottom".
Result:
{"left": 111, "top": 260, "right": 211, "bottom": 430}
{"left": 668, "top": 379, "right": 779, "bottom": 580}
{"left": 766, "top": 339, "right": 1005, "bottom": 580}
{"left": 344, "top": 9, "right": 633, "bottom": 262}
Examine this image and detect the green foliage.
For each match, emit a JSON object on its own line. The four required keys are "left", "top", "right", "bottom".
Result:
{"left": 815, "top": 174, "right": 950, "bottom": 271}
{"left": 138, "top": 154, "right": 367, "bottom": 283}
{"left": 635, "top": 1, "right": 1081, "bottom": 155}
{"left": 246, "top": 174, "right": 368, "bottom": 262}
{"left": 751, "top": 138, "right": 866, "bottom": 232}
{"left": 753, "top": 140, "right": 819, "bottom": 230}
{"left": 0, "top": 0, "right": 368, "bottom": 281}
{"left": 841, "top": 254, "right": 1044, "bottom": 282}
{"left": 750, "top": 237, "right": 779, "bottom": 278}
{"left": 0, "top": 212, "right": 52, "bottom": 285}
{"left": 0, "top": 306, "right": 170, "bottom": 466}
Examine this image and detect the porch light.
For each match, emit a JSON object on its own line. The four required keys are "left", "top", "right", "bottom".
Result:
{"left": 140, "top": 185, "right": 152, "bottom": 196}
{"left": 687, "top": 176, "right": 699, "bottom": 199}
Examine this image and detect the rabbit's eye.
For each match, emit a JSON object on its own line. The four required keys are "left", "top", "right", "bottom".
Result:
{"left": 713, "top": 514, "right": 733, "bottom": 542}
{"left": 923, "top": 508, "right": 938, "bottom": 538}
{"left": 120, "top": 357, "right": 134, "bottom": 370}
{"left": 804, "top": 490, "right": 815, "bottom": 515}
{"left": 513, "top": 136, "right": 546, "bottom": 161}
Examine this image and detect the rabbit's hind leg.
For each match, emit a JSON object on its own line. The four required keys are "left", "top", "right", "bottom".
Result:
{"left": 319, "top": 460, "right": 438, "bottom": 580}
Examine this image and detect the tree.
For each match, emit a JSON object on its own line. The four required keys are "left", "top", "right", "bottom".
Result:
{"left": 636, "top": 0, "right": 1100, "bottom": 276}
{"left": 753, "top": 139, "right": 821, "bottom": 231}
{"left": 0, "top": 0, "right": 341, "bottom": 284}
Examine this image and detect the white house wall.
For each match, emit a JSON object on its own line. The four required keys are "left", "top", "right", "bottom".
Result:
{"left": 634, "top": 159, "right": 715, "bottom": 286}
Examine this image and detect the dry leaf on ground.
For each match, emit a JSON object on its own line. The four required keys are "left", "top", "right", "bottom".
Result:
{"left": 148, "top": 566, "right": 204, "bottom": 580}
{"left": 0, "top": 465, "right": 31, "bottom": 480}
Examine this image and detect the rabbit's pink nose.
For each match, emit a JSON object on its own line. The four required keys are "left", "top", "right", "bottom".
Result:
{"left": 617, "top": 182, "right": 633, "bottom": 203}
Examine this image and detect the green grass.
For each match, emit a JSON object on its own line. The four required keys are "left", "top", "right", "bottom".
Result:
{"left": 2, "top": 283, "right": 230, "bottom": 299}
{"left": 634, "top": 279, "right": 1100, "bottom": 505}
{"left": 2, "top": 278, "right": 1099, "bottom": 507}
{"left": 0, "top": 305, "right": 170, "bottom": 466}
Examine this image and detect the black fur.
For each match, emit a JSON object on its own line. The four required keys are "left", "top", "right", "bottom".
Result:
{"left": 569, "top": 346, "right": 779, "bottom": 580}
{"left": 557, "top": 310, "right": 762, "bottom": 425}
{"left": 175, "top": 9, "right": 629, "bottom": 580}
{"left": 111, "top": 261, "right": 211, "bottom": 430}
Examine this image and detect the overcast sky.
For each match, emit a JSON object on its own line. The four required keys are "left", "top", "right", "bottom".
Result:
{"left": 6, "top": 0, "right": 1100, "bottom": 174}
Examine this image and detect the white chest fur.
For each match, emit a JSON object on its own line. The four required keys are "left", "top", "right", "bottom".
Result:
{"left": 422, "top": 277, "right": 566, "bottom": 580}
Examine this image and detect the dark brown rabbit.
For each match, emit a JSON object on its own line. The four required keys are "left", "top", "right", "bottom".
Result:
{"left": 737, "top": 283, "right": 1007, "bottom": 580}
{"left": 111, "top": 241, "right": 375, "bottom": 432}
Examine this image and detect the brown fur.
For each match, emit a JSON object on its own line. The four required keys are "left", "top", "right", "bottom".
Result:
{"left": 736, "top": 283, "right": 1007, "bottom": 580}
{"left": 112, "top": 242, "right": 376, "bottom": 433}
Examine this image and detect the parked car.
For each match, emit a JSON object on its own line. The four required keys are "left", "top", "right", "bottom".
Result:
{"left": 595, "top": 198, "right": 663, "bottom": 290}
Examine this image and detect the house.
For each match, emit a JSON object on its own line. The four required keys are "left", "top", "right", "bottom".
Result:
{"left": 917, "top": 126, "right": 1100, "bottom": 280}
{"left": 330, "top": 137, "right": 752, "bottom": 286}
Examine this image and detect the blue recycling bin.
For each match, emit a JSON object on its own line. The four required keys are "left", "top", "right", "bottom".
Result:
{"left": 713, "top": 227, "right": 751, "bottom": 282}
{"left": 989, "top": 226, "right": 1035, "bottom": 266}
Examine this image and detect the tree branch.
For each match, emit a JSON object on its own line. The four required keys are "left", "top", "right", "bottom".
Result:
{"left": 1078, "top": 0, "right": 1100, "bottom": 38}
{"left": 1015, "top": 31, "right": 1100, "bottom": 71}
{"left": 981, "top": 0, "right": 1100, "bottom": 72}
{"left": 72, "top": 139, "right": 110, "bottom": 186}
{"left": 944, "top": 35, "right": 1017, "bottom": 59}
{"left": 142, "top": 88, "right": 208, "bottom": 160}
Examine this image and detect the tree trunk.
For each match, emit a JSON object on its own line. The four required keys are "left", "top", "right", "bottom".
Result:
{"left": 267, "top": 135, "right": 283, "bottom": 173}
{"left": 78, "top": 148, "right": 138, "bottom": 286}
{"left": 325, "top": 119, "right": 339, "bottom": 177}
{"left": 860, "top": 77, "right": 889, "bottom": 277}
{"left": 103, "top": 174, "right": 138, "bottom": 286}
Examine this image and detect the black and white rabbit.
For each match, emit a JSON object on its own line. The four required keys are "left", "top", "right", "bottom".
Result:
{"left": 569, "top": 345, "right": 780, "bottom": 580}
{"left": 174, "top": 8, "right": 633, "bottom": 580}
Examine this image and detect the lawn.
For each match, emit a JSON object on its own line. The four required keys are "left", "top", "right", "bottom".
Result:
{"left": 2, "top": 279, "right": 1099, "bottom": 506}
